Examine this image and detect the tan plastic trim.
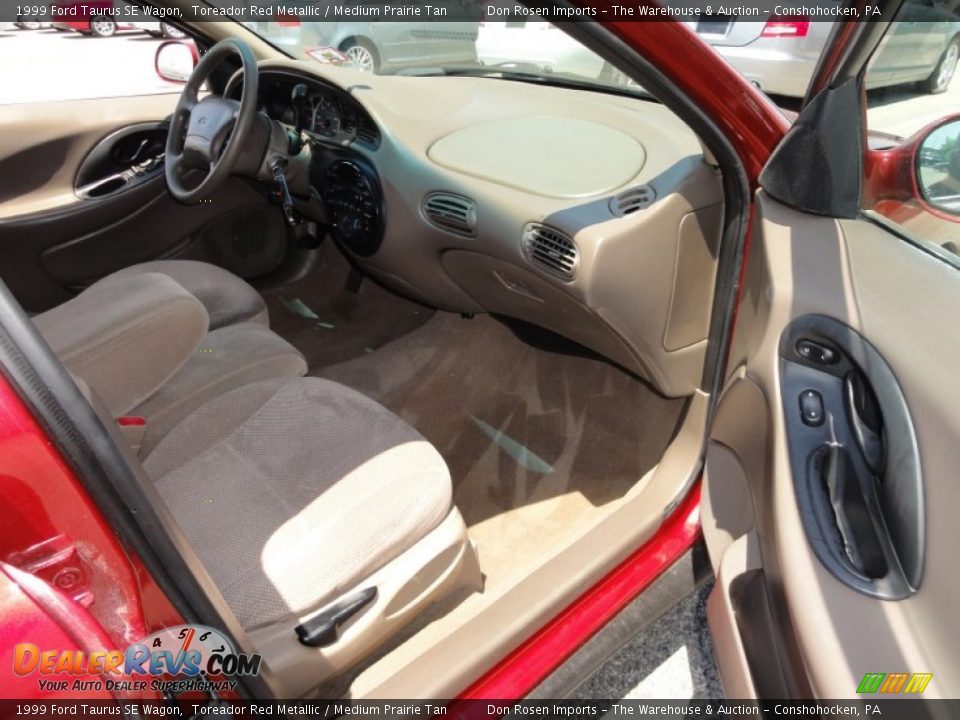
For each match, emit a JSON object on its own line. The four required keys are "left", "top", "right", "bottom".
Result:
{"left": 242, "top": 59, "right": 723, "bottom": 396}
{"left": 706, "top": 532, "right": 761, "bottom": 699}
{"left": 249, "top": 508, "right": 481, "bottom": 698}
{"left": 707, "top": 191, "right": 960, "bottom": 698}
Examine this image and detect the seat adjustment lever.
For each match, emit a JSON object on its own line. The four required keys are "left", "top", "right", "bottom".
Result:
{"left": 295, "top": 587, "right": 377, "bottom": 648}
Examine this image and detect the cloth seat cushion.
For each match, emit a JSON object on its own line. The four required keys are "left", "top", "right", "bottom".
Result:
{"left": 132, "top": 322, "right": 308, "bottom": 457}
{"left": 89, "top": 259, "right": 268, "bottom": 331}
{"left": 33, "top": 273, "right": 208, "bottom": 415}
{"left": 143, "top": 377, "right": 453, "bottom": 629}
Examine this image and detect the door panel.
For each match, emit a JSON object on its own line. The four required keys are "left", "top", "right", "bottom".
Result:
{"left": 0, "top": 94, "right": 178, "bottom": 216}
{"left": 0, "top": 95, "right": 288, "bottom": 312}
{"left": 704, "top": 191, "right": 960, "bottom": 697}
{"left": 74, "top": 121, "right": 168, "bottom": 200}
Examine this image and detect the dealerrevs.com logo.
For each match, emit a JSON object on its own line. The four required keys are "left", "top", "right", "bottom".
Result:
{"left": 13, "top": 625, "right": 262, "bottom": 694}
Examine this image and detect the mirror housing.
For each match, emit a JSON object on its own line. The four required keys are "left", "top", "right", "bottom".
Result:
{"left": 915, "top": 117, "right": 960, "bottom": 216}
{"left": 155, "top": 40, "right": 197, "bottom": 84}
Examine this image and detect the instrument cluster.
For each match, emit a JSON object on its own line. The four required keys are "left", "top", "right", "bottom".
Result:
{"left": 310, "top": 92, "right": 360, "bottom": 141}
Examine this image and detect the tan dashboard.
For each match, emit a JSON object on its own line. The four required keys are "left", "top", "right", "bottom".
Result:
{"left": 258, "top": 60, "right": 724, "bottom": 398}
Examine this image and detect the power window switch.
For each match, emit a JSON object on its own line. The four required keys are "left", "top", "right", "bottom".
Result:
{"left": 799, "top": 389, "right": 825, "bottom": 427}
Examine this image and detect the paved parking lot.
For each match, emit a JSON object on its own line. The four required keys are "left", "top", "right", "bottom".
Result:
{"left": 867, "top": 80, "right": 960, "bottom": 138}
{"left": 0, "top": 27, "right": 176, "bottom": 104}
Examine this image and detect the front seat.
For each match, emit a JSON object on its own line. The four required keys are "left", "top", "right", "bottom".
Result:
{"left": 86, "top": 259, "right": 269, "bottom": 330}
{"left": 33, "top": 265, "right": 306, "bottom": 454}
{"left": 142, "top": 377, "right": 482, "bottom": 696}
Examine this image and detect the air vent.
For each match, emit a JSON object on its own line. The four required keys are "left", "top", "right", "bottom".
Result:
{"left": 610, "top": 185, "right": 656, "bottom": 216}
{"left": 356, "top": 115, "right": 380, "bottom": 146}
{"left": 423, "top": 192, "right": 478, "bottom": 237}
{"left": 522, "top": 223, "right": 579, "bottom": 280}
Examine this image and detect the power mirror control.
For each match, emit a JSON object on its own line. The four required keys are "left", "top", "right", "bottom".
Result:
{"left": 796, "top": 339, "right": 838, "bottom": 365}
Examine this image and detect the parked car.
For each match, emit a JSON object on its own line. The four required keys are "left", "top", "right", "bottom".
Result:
{"left": 476, "top": 20, "right": 606, "bottom": 78}
{"left": 50, "top": 0, "right": 171, "bottom": 38}
{"left": 50, "top": 0, "right": 138, "bottom": 38}
{"left": 13, "top": 19, "right": 50, "bottom": 30}
{"left": 2, "top": 5, "right": 960, "bottom": 705}
{"left": 248, "top": 18, "right": 478, "bottom": 72}
{"left": 688, "top": 1, "right": 960, "bottom": 98}
{"left": 488, "top": 7, "right": 959, "bottom": 98}
{"left": 130, "top": 21, "right": 187, "bottom": 39}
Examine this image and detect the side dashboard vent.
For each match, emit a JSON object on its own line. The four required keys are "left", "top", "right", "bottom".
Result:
{"left": 423, "top": 192, "right": 478, "bottom": 237}
{"left": 522, "top": 223, "right": 579, "bottom": 280}
{"left": 610, "top": 185, "right": 656, "bottom": 216}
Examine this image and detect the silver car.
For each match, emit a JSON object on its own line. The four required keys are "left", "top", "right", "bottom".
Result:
{"left": 248, "top": 7, "right": 479, "bottom": 73}
{"left": 690, "top": 0, "right": 960, "bottom": 98}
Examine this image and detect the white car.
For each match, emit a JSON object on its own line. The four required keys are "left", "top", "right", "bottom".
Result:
{"left": 130, "top": 21, "right": 187, "bottom": 39}
{"left": 476, "top": 20, "right": 609, "bottom": 81}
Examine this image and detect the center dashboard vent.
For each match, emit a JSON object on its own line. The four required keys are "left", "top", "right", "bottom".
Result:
{"left": 423, "top": 192, "right": 478, "bottom": 237}
{"left": 522, "top": 223, "right": 579, "bottom": 280}
{"left": 610, "top": 185, "right": 656, "bottom": 216}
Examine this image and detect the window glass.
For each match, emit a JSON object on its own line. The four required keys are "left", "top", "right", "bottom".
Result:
{"left": 0, "top": 5, "right": 186, "bottom": 105}
{"left": 862, "top": 0, "right": 960, "bottom": 257}
{"left": 242, "top": 15, "right": 647, "bottom": 95}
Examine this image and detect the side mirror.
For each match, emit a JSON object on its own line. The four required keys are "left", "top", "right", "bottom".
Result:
{"left": 155, "top": 40, "right": 197, "bottom": 84}
{"left": 916, "top": 118, "right": 960, "bottom": 216}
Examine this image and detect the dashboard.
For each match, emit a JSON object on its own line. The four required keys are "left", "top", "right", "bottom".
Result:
{"left": 248, "top": 62, "right": 724, "bottom": 399}
{"left": 242, "top": 72, "right": 385, "bottom": 255}
{"left": 255, "top": 73, "right": 380, "bottom": 148}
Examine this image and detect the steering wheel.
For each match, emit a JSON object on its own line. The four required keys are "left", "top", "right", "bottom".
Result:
{"left": 165, "top": 39, "right": 259, "bottom": 204}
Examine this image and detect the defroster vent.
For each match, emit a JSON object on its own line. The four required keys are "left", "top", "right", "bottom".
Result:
{"left": 610, "top": 185, "right": 656, "bottom": 216}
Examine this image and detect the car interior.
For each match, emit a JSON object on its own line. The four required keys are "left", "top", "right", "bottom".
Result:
{"left": 0, "top": 24, "right": 727, "bottom": 698}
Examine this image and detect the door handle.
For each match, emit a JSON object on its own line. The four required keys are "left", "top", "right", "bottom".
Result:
{"left": 818, "top": 445, "right": 887, "bottom": 579}
{"left": 844, "top": 371, "right": 885, "bottom": 476}
{"left": 115, "top": 138, "right": 152, "bottom": 166}
{"left": 75, "top": 122, "right": 169, "bottom": 198}
{"left": 780, "top": 315, "right": 924, "bottom": 599}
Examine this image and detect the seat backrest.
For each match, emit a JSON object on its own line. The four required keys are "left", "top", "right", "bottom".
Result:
{"left": 33, "top": 273, "right": 208, "bottom": 416}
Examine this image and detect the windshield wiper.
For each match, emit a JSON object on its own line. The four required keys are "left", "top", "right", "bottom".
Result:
{"left": 396, "top": 65, "right": 655, "bottom": 101}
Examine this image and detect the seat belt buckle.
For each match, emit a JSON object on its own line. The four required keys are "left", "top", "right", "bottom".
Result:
{"left": 116, "top": 416, "right": 147, "bottom": 455}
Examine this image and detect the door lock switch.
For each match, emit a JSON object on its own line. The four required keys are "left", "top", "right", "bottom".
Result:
{"left": 796, "top": 339, "right": 838, "bottom": 365}
{"left": 799, "top": 389, "right": 825, "bottom": 427}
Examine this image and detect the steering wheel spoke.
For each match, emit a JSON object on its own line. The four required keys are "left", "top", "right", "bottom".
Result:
{"left": 165, "top": 39, "right": 258, "bottom": 204}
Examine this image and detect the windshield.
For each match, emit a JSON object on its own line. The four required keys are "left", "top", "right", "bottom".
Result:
{"left": 236, "top": 16, "right": 647, "bottom": 96}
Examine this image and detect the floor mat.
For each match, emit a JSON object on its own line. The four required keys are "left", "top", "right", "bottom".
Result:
{"left": 261, "top": 243, "right": 433, "bottom": 372}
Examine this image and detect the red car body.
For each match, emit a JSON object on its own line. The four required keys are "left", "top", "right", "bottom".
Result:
{"left": 50, "top": 1, "right": 137, "bottom": 35}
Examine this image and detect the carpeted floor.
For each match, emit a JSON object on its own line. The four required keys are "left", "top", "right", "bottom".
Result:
{"left": 319, "top": 311, "right": 688, "bottom": 573}
{"left": 264, "top": 250, "right": 690, "bottom": 694}
{"left": 261, "top": 243, "right": 434, "bottom": 373}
